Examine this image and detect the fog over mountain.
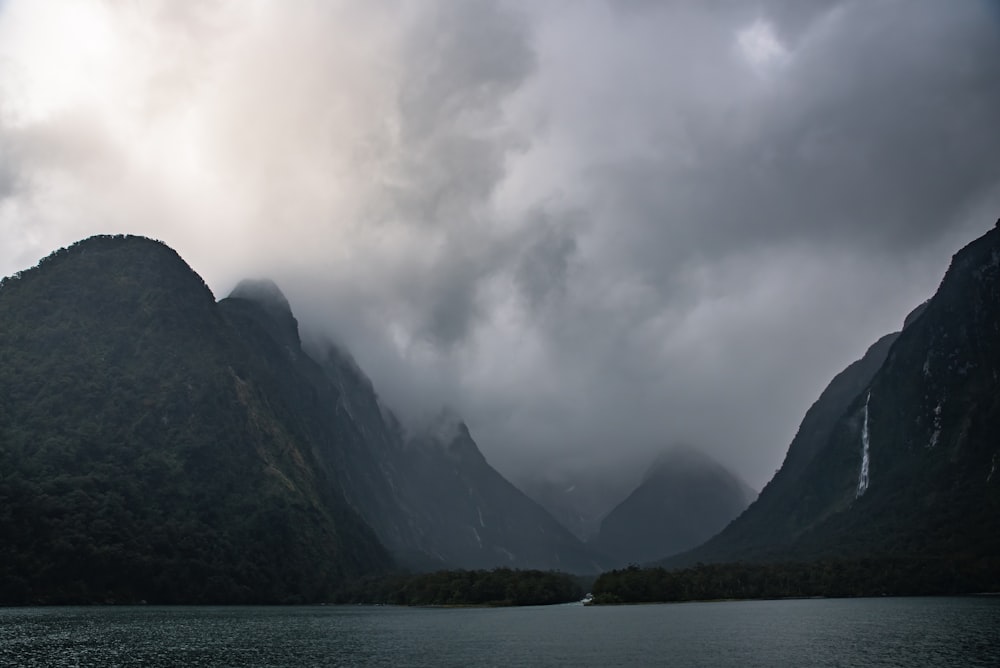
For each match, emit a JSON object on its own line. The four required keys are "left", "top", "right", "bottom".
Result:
{"left": 1, "top": 1, "right": 998, "bottom": 488}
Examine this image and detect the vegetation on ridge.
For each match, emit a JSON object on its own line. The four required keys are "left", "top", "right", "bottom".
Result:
{"left": 591, "top": 559, "right": 1000, "bottom": 604}
{"left": 333, "top": 568, "right": 586, "bottom": 607}
{"left": 0, "top": 235, "right": 391, "bottom": 605}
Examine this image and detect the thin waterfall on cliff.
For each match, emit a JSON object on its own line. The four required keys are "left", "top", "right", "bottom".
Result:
{"left": 857, "top": 392, "right": 871, "bottom": 498}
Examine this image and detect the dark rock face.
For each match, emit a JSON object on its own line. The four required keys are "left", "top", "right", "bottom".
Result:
{"left": 591, "top": 447, "right": 755, "bottom": 566}
{"left": 665, "top": 225, "right": 1000, "bottom": 567}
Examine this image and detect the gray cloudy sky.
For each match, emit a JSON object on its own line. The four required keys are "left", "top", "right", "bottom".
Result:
{"left": 1, "top": 0, "right": 998, "bottom": 488}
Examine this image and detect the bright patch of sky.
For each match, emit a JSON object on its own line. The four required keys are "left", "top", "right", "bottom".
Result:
{"left": 735, "top": 18, "right": 789, "bottom": 74}
{"left": 0, "top": 0, "right": 119, "bottom": 125}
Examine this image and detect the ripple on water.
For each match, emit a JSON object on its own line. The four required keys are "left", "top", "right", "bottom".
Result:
{"left": 1, "top": 597, "right": 998, "bottom": 668}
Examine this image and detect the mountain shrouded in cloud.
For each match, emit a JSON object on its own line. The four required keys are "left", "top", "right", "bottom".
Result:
{"left": 1, "top": 0, "right": 998, "bottom": 488}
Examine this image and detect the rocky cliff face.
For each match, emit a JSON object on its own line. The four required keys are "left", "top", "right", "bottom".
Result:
{"left": 665, "top": 224, "right": 1000, "bottom": 567}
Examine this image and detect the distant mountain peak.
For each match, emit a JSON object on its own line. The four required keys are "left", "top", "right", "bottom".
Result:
{"left": 227, "top": 278, "right": 301, "bottom": 348}
{"left": 408, "top": 409, "right": 483, "bottom": 463}
{"left": 592, "top": 445, "right": 755, "bottom": 565}
{"left": 644, "top": 445, "right": 728, "bottom": 482}
{"left": 229, "top": 278, "right": 293, "bottom": 315}
{"left": 425, "top": 408, "right": 467, "bottom": 442}
{"left": 1, "top": 233, "right": 217, "bottom": 317}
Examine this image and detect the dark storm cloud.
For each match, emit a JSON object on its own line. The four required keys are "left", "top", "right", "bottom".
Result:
{"left": 568, "top": 0, "right": 1000, "bottom": 282}
{"left": 1, "top": 0, "right": 998, "bottom": 488}
{"left": 429, "top": 0, "right": 1000, "bottom": 484}
{"left": 399, "top": 1, "right": 534, "bottom": 138}
{"left": 514, "top": 211, "right": 578, "bottom": 311}
{"left": 372, "top": 0, "right": 537, "bottom": 347}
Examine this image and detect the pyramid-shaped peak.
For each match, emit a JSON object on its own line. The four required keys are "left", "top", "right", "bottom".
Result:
{"left": 646, "top": 445, "right": 724, "bottom": 478}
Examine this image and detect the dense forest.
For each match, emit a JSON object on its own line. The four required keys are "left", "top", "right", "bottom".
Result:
{"left": 591, "top": 559, "right": 1000, "bottom": 604}
{"left": 334, "top": 568, "right": 586, "bottom": 607}
{"left": 0, "top": 235, "right": 391, "bottom": 605}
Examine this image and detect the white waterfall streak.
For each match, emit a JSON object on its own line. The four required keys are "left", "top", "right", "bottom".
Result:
{"left": 857, "top": 391, "right": 871, "bottom": 498}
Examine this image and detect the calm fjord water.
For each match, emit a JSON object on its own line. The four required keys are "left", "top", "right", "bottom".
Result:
{"left": 2, "top": 597, "right": 998, "bottom": 667}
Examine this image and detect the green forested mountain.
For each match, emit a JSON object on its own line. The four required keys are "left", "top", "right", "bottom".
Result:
{"left": 664, "top": 223, "right": 1000, "bottom": 569}
{"left": 0, "top": 235, "right": 391, "bottom": 603}
{"left": 0, "top": 235, "right": 602, "bottom": 604}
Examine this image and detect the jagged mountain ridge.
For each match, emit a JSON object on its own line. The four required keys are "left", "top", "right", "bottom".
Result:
{"left": 224, "top": 279, "right": 605, "bottom": 572}
{"left": 665, "top": 223, "right": 1000, "bottom": 567}
{"left": 591, "top": 447, "right": 755, "bottom": 566}
{"left": 0, "top": 236, "right": 603, "bottom": 606}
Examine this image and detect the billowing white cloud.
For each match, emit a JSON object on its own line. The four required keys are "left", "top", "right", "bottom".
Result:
{"left": 1, "top": 0, "right": 998, "bottom": 489}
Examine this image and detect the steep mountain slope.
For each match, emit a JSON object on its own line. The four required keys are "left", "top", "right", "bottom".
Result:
{"left": 667, "top": 331, "right": 901, "bottom": 565}
{"left": 217, "top": 281, "right": 421, "bottom": 561}
{"left": 666, "top": 224, "right": 1000, "bottom": 567}
{"left": 0, "top": 235, "right": 603, "bottom": 606}
{"left": 223, "top": 281, "right": 605, "bottom": 573}
{"left": 398, "top": 416, "right": 605, "bottom": 572}
{"left": 0, "top": 236, "right": 390, "bottom": 604}
{"left": 591, "top": 447, "right": 755, "bottom": 566}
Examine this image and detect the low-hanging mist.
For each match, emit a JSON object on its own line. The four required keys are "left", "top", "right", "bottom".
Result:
{"left": 1, "top": 0, "right": 999, "bottom": 488}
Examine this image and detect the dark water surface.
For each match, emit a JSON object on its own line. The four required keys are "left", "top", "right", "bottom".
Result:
{"left": 2, "top": 597, "right": 998, "bottom": 667}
